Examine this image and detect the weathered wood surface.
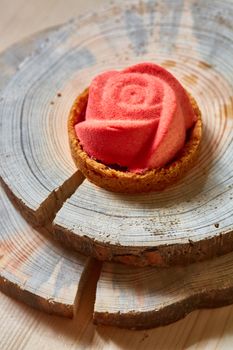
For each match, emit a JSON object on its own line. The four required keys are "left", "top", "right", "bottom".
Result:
{"left": 0, "top": 184, "right": 91, "bottom": 317}
{"left": 53, "top": 0, "right": 233, "bottom": 266}
{"left": 0, "top": 26, "right": 59, "bottom": 91}
{"left": 2, "top": 0, "right": 233, "bottom": 346}
{"left": 0, "top": 0, "right": 232, "bottom": 266}
{"left": 0, "top": 24, "right": 85, "bottom": 226}
{"left": 94, "top": 253, "right": 233, "bottom": 329}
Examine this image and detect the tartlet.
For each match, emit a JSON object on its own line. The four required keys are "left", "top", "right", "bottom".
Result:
{"left": 68, "top": 63, "right": 202, "bottom": 193}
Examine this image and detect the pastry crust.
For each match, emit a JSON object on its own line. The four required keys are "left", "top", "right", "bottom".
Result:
{"left": 68, "top": 88, "right": 202, "bottom": 193}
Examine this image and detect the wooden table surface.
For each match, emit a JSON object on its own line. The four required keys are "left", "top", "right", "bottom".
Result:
{"left": 1, "top": 0, "right": 233, "bottom": 349}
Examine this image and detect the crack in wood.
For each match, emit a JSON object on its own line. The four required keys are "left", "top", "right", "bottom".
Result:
{"left": 1, "top": 170, "right": 85, "bottom": 227}
{"left": 0, "top": 28, "right": 92, "bottom": 320}
{"left": 94, "top": 256, "right": 233, "bottom": 329}
{"left": 1, "top": 1, "right": 233, "bottom": 330}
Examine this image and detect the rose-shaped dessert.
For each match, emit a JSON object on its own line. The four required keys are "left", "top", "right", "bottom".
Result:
{"left": 75, "top": 63, "right": 197, "bottom": 171}
{"left": 68, "top": 62, "right": 202, "bottom": 192}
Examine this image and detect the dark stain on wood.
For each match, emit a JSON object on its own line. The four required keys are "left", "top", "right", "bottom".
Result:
{"left": 182, "top": 73, "right": 198, "bottom": 86}
{"left": 198, "top": 60, "right": 212, "bottom": 69}
{"left": 223, "top": 96, "right": 233, "bottom": 119}
{"left": 162, "top": 60, "right": 176, "bottom": 68}
{"left": 217, "top": 15, "right": 233, "bottom": 30}
{"left": 137, "top": 0, "right": 146, "bottom": 15}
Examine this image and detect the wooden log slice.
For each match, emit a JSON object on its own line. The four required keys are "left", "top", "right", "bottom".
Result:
{"left": 0, "top": 184, "right": 90, "bottom": 318}
{"left": 94, "top": 254, "right": 233, "bottom": 329}
{"left": 0, "top": 24, "right": 86, "bottom": 226}
{"left": 0, "top": 0, "right": 232, "bottom": 266}
{"left": 53, "top": 0, "right": 233, "bottom": 266}
{"left": 0, "top": 25, "right": 60, "bottom": 92}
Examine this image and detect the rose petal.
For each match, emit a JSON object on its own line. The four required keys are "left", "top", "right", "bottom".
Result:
{"left": 75, "top": 119, "right": 158, "bottom": 167}
{"left": 85, "top": 70, "right": 118, "bottom": 120}
{"left": 124, "top": 62, "right": 196, "bottom": 128}
{"left": 75, "top": 62, "right": 197, "bottom": 171}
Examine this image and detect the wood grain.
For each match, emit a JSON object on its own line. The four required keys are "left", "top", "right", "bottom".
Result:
{"left": 0, "top": 184, "right": 91, "bottom": 317}
{"left": 0, "top": 0, "right": 232, "bottom": 266}
{"left": 0, "top": 26, "right": 59, "bottom": 91}
{"left": 1, "top": 0, "right": 233, "bottom": 346}
{"left": 53, "top": 0, "right": 233, "bottom": 266}
{"left": 0, "top": 24, "right": 85, "bottom": 226}
{"left": 94, "top": 252, "right": 233, "bottom": 329}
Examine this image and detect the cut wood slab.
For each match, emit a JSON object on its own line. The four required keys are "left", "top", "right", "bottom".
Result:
{"left": 0, "top": 0, "right": 233, "bottom": 267}
{"left": 0, "top": 25, "right": 59, "bottom": 91}
{"left": 94, "top": 253, "right": 233, "bottom": 329}
{"left": 53, "top": 0, "right": 233, "bottom": 266}
{"left": 0, "top": 24, "right": 86, "bottom": 225}
{"left": 0, "top": 184, "right": 91, "bottom": 317}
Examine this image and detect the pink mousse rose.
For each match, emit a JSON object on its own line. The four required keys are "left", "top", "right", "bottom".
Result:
{"left": 75, "top": 62, "right": 197, "bottom": 172}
